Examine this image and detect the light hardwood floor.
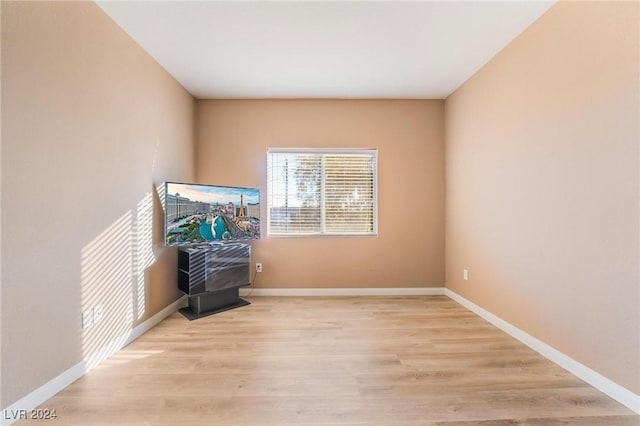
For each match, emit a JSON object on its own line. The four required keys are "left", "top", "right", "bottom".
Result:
{"left": 19, "top": 296, "right": 639, "bottom": 425}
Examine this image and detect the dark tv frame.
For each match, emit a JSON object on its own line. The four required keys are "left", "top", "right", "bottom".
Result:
{"left": 163, "top": 181, "right": 260, "bottom": 247}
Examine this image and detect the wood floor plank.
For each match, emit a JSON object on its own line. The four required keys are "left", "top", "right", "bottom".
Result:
{"left": 16, "top": 296, "right": 639, "bottom": 425}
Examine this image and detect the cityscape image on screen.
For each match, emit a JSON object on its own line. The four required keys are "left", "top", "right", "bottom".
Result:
{"left": 165, "top": 182, "right": 260, "bottom": 245}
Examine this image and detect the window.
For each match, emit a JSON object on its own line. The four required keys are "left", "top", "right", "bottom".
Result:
{"left": 267, "top": 148, "right": 377, "bottom": 236}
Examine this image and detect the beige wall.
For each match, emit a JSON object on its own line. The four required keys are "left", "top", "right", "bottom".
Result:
{"left": 1, "top": 1, "right": 195, "bottom": 407}
{"left": 196, "top": 100, "right": 445, "bottom": 289}
{"left": 445, "top": 1, "right": 639, "bottom": 394}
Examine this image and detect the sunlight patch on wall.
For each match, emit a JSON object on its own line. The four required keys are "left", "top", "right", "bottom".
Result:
{"left": 79, "top": 188, "right": 168, "bottom": 372}
{"left": 134, "top": 192, "right": 154, "bottom": 320}
{"left": 80, "top": 210, "right": 134, "bottom": 369}
{"left": 156, "top": 183, "right": 166, "bottom": 215}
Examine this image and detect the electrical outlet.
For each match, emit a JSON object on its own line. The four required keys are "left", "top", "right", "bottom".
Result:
{"left": 93, "top": 304, "right": 104, "bottom": 324}
{"left": 255, "top": 262, "right": 263, "bottom": 273}
{"left": 82, "top": 310, "right": 93, "bottom": 330}
{"left": 463, "top": 269, "right": 469, "bottom": 281}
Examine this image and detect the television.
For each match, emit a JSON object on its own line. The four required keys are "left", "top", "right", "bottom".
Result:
{"left": 164, "top": 182, "right": 260, "bottom": 246}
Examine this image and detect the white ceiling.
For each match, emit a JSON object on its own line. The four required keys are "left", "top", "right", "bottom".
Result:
{"left": 97, "top": 1, "right": 555, "bottom": 99}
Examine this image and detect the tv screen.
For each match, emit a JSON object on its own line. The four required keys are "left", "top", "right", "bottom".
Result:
{"left": 164, "top": 182, "right": 260, "bottom": 246}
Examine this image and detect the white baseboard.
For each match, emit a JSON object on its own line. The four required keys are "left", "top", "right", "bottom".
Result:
{"left": 240, "top": 287, "right": 445, "bottom": 297}
{"left": 1, "top": 295, "right": 187, "bottom": 426}
{"left": 444, "top": 288, "right": 640, "bottom": 415}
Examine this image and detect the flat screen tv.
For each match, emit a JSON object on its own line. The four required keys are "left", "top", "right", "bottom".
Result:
{"left": 164, "top": 182, "right": 260, "bottom": 246}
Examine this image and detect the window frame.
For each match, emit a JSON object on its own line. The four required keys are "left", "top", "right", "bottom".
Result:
{"left": 267, "top": 148, "right": 378, "bottom": 237}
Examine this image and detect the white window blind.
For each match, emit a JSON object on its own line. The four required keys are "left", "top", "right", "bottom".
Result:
{"left": 267, "top": 149, "right": 377, "bottom": 236}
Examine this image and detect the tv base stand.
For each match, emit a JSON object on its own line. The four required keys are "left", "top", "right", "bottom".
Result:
{"left": 177, "top": 243, "right": 252, "bottom": 320}
{"left": 179, "top": 287, "right": 250, "bottom": 320}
